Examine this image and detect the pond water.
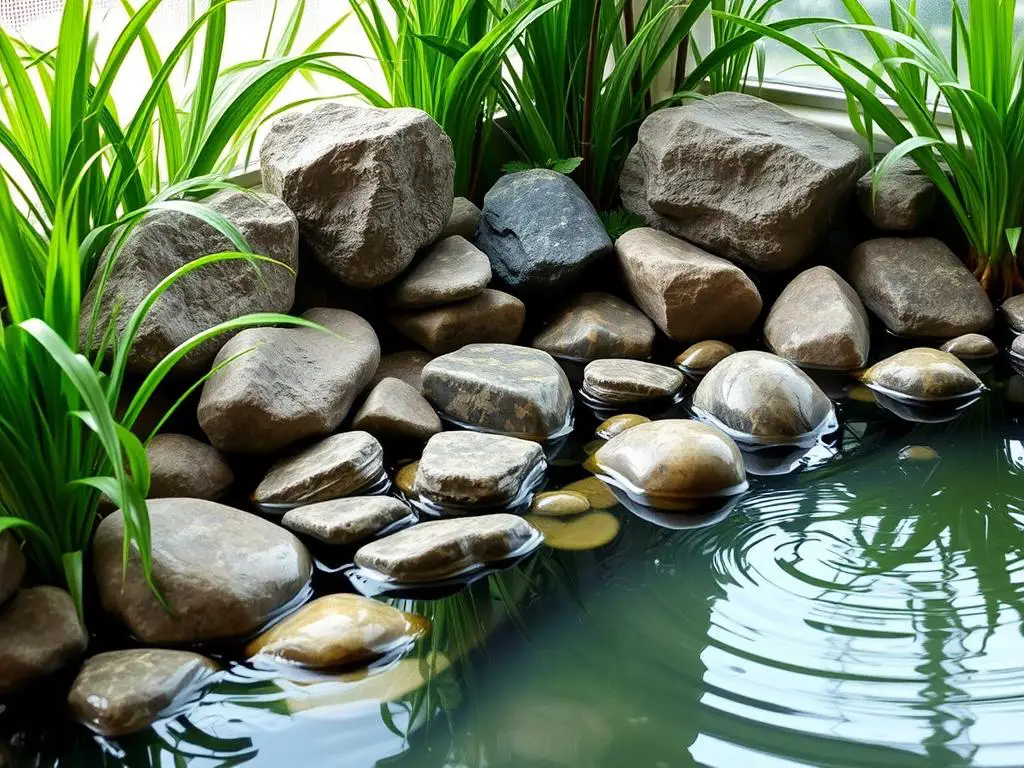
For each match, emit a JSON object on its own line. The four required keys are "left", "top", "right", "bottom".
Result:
{"left": 4, "top": 340, "right": 1024, "bottom": 768}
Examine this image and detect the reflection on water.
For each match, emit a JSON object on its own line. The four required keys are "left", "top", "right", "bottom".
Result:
{"left": 7, "top": 371, "right": 1024, "bottom": 767}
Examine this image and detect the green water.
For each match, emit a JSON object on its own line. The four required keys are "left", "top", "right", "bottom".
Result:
{"left": 5, "top": 367, "right": 1024, "bottom": 767}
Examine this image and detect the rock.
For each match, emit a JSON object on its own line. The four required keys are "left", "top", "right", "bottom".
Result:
{"left": 368, "top": 350, "right": 434, "bottom": 392}
{"left": 692, "top": 351, "right": 835, "bottom": 442}
{"left": 354, "top": 514, "right": 539, "bottom": 582}
{"left": 422, "top": 344, "right": 574, "bottom": 440}
{"left": 352, "top": 378, "right": 442, "bottom": 443}
{"left": 861, "top": 348, "right": 983, "bottom": 401}
{"left": 595, "top": 414, "right": 650, "bottom": 440}
{"left": 253, "top": 432, "right": 384, "bottom": 506}
{"left": 1014, "top": 334, "right": 1024, "bottom": 360}
{"left": 592, "top": 420, "right": 747, "bottom": 509}
{"left": 82, "top": 189, "right": 299, "bottom": 374}
{"left": 198, "top": 308, "right": 379, "bottom": 453}
{"left": 415, "top": 431, "right": 546, "bottom": 508}
{"left": 246, "top": 594, "right": 429, "bottom": 668}
{"left": 898, "top": 445, "right": 939, "bottom": 462}
{"left": 390, "top": 236, "right": 491, "bottom": 310}
{"left": 529, "top": 491, "right": 591, "bottom": 517}
{"left": 582, "top": 359, "right": 684, "bottom": 404}
{"left": 260, "top": 103, "right": 454, "bottom": 288}
{"left": 281, "top": 497, "right": 412, "bottom": 545}
{"left": 621, "top": 92, "right": 864, "bottom": 271}
{"left": 0, "top": 532, "right": 25, "bottom": 606}
{"left": 532, "top": 292, "right": 655, "bottom": 361}
{"left": 440, "top": 197, "right": 481, "bottom": 240}
{"left": 68, "top": 650, "right": 218, "bottom": 736}
{"left": 764, "top": 266, "right": 870, "bottom": 371}
{"left": 0, "top": 587, "right": 87, "bottom": 694}
{"left": 395, "top": 462, "right": 418, "bottom": 498}
{"left": 940, "top": 333, "right": 999, "bottom": 360}
{"left": 1001, "top": 295, "right": 1024, "bottom": 332}
{"left": 391, "top": 288, "right": 525, "bottom": 354}
{"left": 524, "top": 512, "right": 620, "bottom": 551}
{"left": 476, "top": 170, "right": 611, "bottom": 293}
{"left": 847, "top": 237, "right": 993, "bottom": 337}
{"left": 615, "top": 228, "right": 762, "bottom": 341}
{"left": 146, "top": 434, "right": 233, "bottom": 500}
{"left": 561, "top": 477, "right": 618, "bottom": 510}
{"left": 857, "top": 156, "right": 937, "bottom": 231}
{"left": 93, "top": 499, "right": 311, "bottom": 644}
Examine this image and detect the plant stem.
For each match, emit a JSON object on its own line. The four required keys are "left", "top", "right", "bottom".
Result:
{"left": 580, "top": 0, "right": 602, "bottom": 201}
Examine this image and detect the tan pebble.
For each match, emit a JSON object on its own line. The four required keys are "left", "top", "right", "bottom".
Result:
{"left": 395, "top": 461, "right": 419, "bottom": 497}
{"left": 561, "top": 477, "right": 618, "bottom": 510}
{"left": 898, "top": 445, "right": 939, "bottom": 462}
{"left": 526, "top": 512, "right": 621, "bottom": 551}
{"left": 530, "top": 491, "right": 591, "bottom": 517}
{"left": 595, "top": 414, "right": 650, "bottom": 440}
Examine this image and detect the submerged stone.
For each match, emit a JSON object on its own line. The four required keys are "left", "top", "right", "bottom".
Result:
{"left": 68, "top": 649, "right": 217, "bottom": 737}
{"left": 0, "top": 532, "right": 25, "bottom": 606}
{"left": 368, "top": 350, "right": 434, "bottom": 392}
{"left": 354, "top": 514, "right": 539, "bottom": 582}
{"left": 353, "top": 378, "right": 441, "bottom": 443}
{"left": 529, "top": 491, "right": 591, "bottom": 517}
{"left": 525, "top": 512, "right": 620, "bottom": 551}
{"left": 389, "top": 236, "right": 491, "bottom": 309}
{"left": 246, "top": 594, "right": 429, "bottom": 669}
{"left": 674, "top": 341, "right": 736, "bottom": 374}
{"left": 582, "top": 359, "right": 684, "bottom": 404}
{"left": 940, "top": 333, "right": 999, "bottom": 360}
{"left": 390, "top": 288, "right": 525, "bottom": 354}
{"left": 862, "top": 348, "right": 984, "bottom": 401}
{"left": 561, "top": 477, "right": 618, "bottom": 510}
{"left": 532, "top": 292, "right": 655, "bottom": 361}
{"left": 282, "top": 497, "right": 412, "bottom": 545}
{"left": 146, "top": 434, "right": 233, "bottom": 501}
{"left": 898, "top": 445, "right": 939, "bottom": 462}
{"left": 0, "top": 587, "right": 87, "bottom": 695}
{"left": 595, "top": 414, "right": 651, "bottom": 440}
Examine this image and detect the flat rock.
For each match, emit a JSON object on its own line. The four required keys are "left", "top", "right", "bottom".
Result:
{"left": 415, "top": 431, "right": 546, "bottom": 508}
{"left": 253, "top": 432, "right": 384, "bottom": 506}
{"left": 246, "top": 594, "right": 429, "bottom": 668}
{"left": 857, "top": 156, "right": 936, "bottom": 231}
{"left": 146, "top": 434, "right": 233, "bottom": 500}
{"left": 941, "top": 333, "right": 998, "bottom": 360}
{"left": 440, "top": 197, "right": 481, "bottom": 240}
{"left": 0, "top": 587, "right": 87, "bottom": 694}
{"left": 476, "top": 170, "right": 611, "bottom": 293}
{"left": 422, "top": 344, "right": 574, "bottom": 440}
{"left": 616, "top": 228, "right": 762, "bottom": 341}
{"left": 582, "top": 359, "right": 684, "bottom": 403}
{"left": 198, "top": 308, "right": 379, "bottom": 453}
{"left": 391, "top": 289, "right": 525, "bottom": 354}
{"left": 261, "top": 103, "right": 453, "bottom": 287}
{"left": 82, "top": 189, "right": 299, "bottom": 374}
{"left": 68, "top": 649, "right": 217, "bottom": 736}
{"left": 368, "top": 350, "right": 434, "bottom": 393}
{"left": 848, "top": 237, "right": 993, "bottom": 337}
{"left": 692, "top": 351, "right": 835, "bottom": 442}
{"left": 862, "top": 348, "right": 983, "bottom": 401}
{"left": 674, "top": 341, "right": 736, "bottom": 374}
{"left": 282, "top": 497, "right": 412, "bottom": 545}
{"left": 764, "top": 266, "right": 870, "bottom": 371}
{"left": 93, "top": 499, "right": 312, "bottom": 644}
{"left": 621, "top": 92, "right": 864, "bottom": 271}
{"left": 1001, "top": 295, "right": 1024, "bottom": 332}
{"left": 353, "top": 378, "right": 442, "bottom": 443}
{"left": 390, "top": 236, "right": 491, "bottom": 309}
{"left": 354, "top": 514, "right": 539, "bottom": 582}
{"left": 532, "top": 292, "right": 655, "bottom": 361}
{"left": 0, "top": 532, "right": 25, "bottom": 606}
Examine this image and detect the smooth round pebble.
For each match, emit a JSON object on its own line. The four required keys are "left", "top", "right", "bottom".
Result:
{"left": 595, "top": 414, "right": 650, "bottom": 440}
{"left": 561, "top": 477, "right": 618, "bottom": 510}
{"left": 529, "top": 491, "right": 591, "bottom": 518}
{"left": 395, "top": 462, "right": 419, "bottom": 498}
{"left": 898, "top": 445, "right": 939, "bottom": 462}
{"left": 525, "top": 512, "right": 621, "bottom": 551}
{"left": 674, "top": 341, "right": 736, "bottom": 373}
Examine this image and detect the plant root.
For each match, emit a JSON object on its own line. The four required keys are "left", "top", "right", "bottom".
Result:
{"left": 972, "top": 259, "right": 1024, "bottom": 298}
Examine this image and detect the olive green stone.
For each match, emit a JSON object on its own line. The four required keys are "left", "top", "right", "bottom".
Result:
{"left": 529, "top": 490, "right": 591, "bottom": 517}
{"left": 673, "top": 340, "right": 736, "bottom": 373}
{"left": 595, "top": 414, "right": 650, "bottom": 440}
{"left": 898, "top": 445, "right": 939, "bottom": 462}
{"left": 282, "top": 497, "right": 412, "bottom": 545}
{"left": 582, "top": 359, "right": 684, "bottom": 404}
{"left": 395, "top": 462, "right": 419, "bottom": 497}
{"left": 940, "top": 333, "right": 998, "bottom": 360}
{"left": 524, "top": 511, "right": 620, "bottom": 551}
{"left": 862, "top": 348, "right": 983, "bottom": 401}
{"left": 561, "top": 477, "right": 618, "bottom": 509}
{"left": 254, "top": 432, "right": 384, "bottom": 506}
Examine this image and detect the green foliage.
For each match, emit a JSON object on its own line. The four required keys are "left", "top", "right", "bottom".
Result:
{"left": 599, "top": 208, "right": 646, "bottom": 239}
{"left": 501, "top": 156, "right": 582, "bottom": 175}
{"left": 697, "top": 0, "right": 785, "bottom": 93}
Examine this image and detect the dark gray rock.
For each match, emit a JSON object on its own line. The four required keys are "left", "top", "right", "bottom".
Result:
{"left": 532, "top": 292, "right": 655, "bottom": 361}
{"left": 0, "top": 532, "right": 25, "bottom": 606}
{"left": 862, "top": 348, "right": 983, "bottom": 401}
{"left": 390, "top": 289, "right": 525, "bottom": 354}
{"left": 146, "top": 434, "right": 233, "bottom": 500}
{"left": 582, "top": 359, "right": 684, "bottom": 403}
{"left": 857, "top": 156, "right": 936, "bottom": 231}
{"left": 352, "top": 378, "right": 441, "bottom": 443}
{"left": 281, "top": 496, "right": 412, "bottom": 545}
{"left": 440, "top": 197, "right": 482, "bottom": 240}
{"left": 390, "top": 236, "right": 491, "bottom": 309}
{"left": 1001, "top": 295, "right": 1024, "bottom": 332}
{"left": 0, "top": 587, "right": 87, "bottom": 694}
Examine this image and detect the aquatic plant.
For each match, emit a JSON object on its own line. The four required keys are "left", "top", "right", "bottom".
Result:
{"left": 697, "top": 0, "right": 786, "bottom": 93}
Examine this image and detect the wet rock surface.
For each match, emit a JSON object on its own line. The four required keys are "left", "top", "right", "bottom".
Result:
{"left": 532, "top": 292, "right": 655, "bottom": 361}
{"left": 389, "top": 236, "right": 491, "bottom": 309}
{"left": 595, "top": 414, "right": 651, "bottom": 440}
{"left": 1002, "top": 295, "right": 1024, "bottom": 332}
{"left": 529, "top": 490, "right": 591, "bottom": 517}
{"left": 93, "top": 499, "right": 312, "bottom": 644}
{"left": 525, "top": 512, "right": 620, "bottom": 551}
{"left": 582, "top": 359, "right": 684, "bottom": 403}
{"left": 422, "top": 344, "right": 573, "bottom": 440}
{"left": 0, "top": 532, "right": 25, "bottom": 606}
{"left": 261, "top": 103, "right": 454, "bottom": 287}
{"left": 0, "top": 587, "right": 87, "bottom": 694}
{"left": 68, "top": 649, "right": 218, "bottom": 736}
{"left": 616, "top": 228, "right": 762, "bottom": 341}
{"left": 368, "top": 350, "right": 434, "bottom": 392}
{"left": 146, "top": 434, "right": 233, "bottom": 500}
{"left": 862, "top": 348, "right": 984, "bottom": 401}
{"left": 282, "top": 496, "right": 412, "bottom": 545}
{"left": 674, "top": 341, "right": 736, "bottom": 374}
{"left": 940, "top": 333, "right": 999, "bottom": 360}
{"left": 857, "top": 156, "right": 937, "bottom": 232}
{"left": 353, "top": 378, "right": 442, "bottom": 443}
{"left": 440, "top": 197, "right": 481, "bottom": 240}
{"left": 390, "top": 289, "right": 525, "bottom": 354}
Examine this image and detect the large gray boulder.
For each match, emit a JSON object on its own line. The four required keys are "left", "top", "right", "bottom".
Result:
{"left": 198, "top": 308, "right": 379, "bottom": 453}
{"left": 260, "top": 103, "right": 454, "bottom": 288}
{"left": 620, "top": 93, "right": 864, "bottom": 271}
{"left": 0, "top": 587, "right": 87, "bottom": 694}
{"left": 857, "top": 156, "right": 937, "bottom": 231}
{"left": 82, "top": 189, "right": 299, "bottom": 374}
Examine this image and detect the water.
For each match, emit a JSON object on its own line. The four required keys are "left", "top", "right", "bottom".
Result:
{"left": 5, "top": 359, "right": 1024, "bottom": 767}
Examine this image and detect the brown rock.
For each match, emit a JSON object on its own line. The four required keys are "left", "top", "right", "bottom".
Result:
{"left": 146, "top": 434, "right": 233, "bottom": 500}
{"left": 674, "top": 341, "right": 736, "bottom": 373}
{"left": 352, "top": 378, "right": 441, "bottom": 443}
{"left": 529, "top": 491, "right": 591, "bottom": 517}
{"left": 0, "top": 587, "right": 87, "bottom": 694}
{"left": 582, "top": 359, "right": 684, "bottom": 403}
{"left": 940, "top": 333, "right": 998, "bottom": 360}
{"left": 367, "top": 350, "right": 434, "bottom": 393}
{"left": 857, "top": 156, "right": 937, "bottom": 232}
{"left": 524, "top": 512, "right": 620, "bottom": 551}
{"left": 862, "top": 348, "right": 983, "bottom": 401}
{"left": 0, "top": 532, "right": 25, "bottom": 606}
{"left": 595, "top": 414, "right": 651, "bottom": 440}
{"left": 282, "top": 497, "right": 412, "bottom": 545}
{"left": 532, "top": 292, "right": 655, "bottom": 361}
{"left": 391, "top": 289, "right": 525, "bottom": 354}
{"left": 440, "top": 197, "right": 481, "bottom": 240}
{"left": 390, "top": 236, "right": 491, "bottom": 309}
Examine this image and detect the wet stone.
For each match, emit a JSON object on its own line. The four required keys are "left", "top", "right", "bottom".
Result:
{"left": 354, "top": 514, "right": 539, "bottom": 582}
{"left": 582, "top": 359, "right": 684, "bottom": 404}
{"left": 0, "top": 587, "right": 87, "bottom": 694}
{"left": 415, "top": 431, "right": 546, "bottom": 509}
{"left": 246, "top": 594, "right": 429, "bottom": 669}
{"left": 595, "top": 414, "right": 651, "bottom": 440}
{"left": 68, "top": 649, "right": 217, "bottom": 737}
{"left": 389, "top": 236, "right": 491, "bottom": 310}
{"left": 529, "top": 491, "right": 591, "bottom": 517}
{"left": 525, "top": 512, "right": 620, "bottom": 551}
{"left": 862, "top": 348, "right": 984, "bottom": 401}
{"left": 941, "top": 333, "right": 999, "bottom": 360}
{"left": 0, "top": 532, "right": 25, "bottom": 606}
{"left": 440, "top": 196, "right": 481, "bottom": 240}
{"left": 899, "top": 445, "right": 939, "bottom": 462}
{"left": 395, "top": 462, "right": 419, "bottom": 498}
{"left": 352, "top": 378, "right": 441, "bottom": 443}
{"left": 561, "top": 477, "right": 618, "bottom": 510}
{"left": 674, "top": 340, "right": 737, "bottom": 375}
{"left": 368, "top": 350, "right": 434, "bottom": 392}
{"left": 422, "top": 344, "right": 574, "bottom": 440}
{"left": 281, "top": 497, "right": 412, "bottom": 546}
{"left": 390, "top": 289, "right": 525, "bottom": 355}
{"left": 532, "top": 292, "right": 655, "bottom": 361}
{"left": 253, "top": 432, "right": 385, "bottom": 507}
{"left": 146, "top": 434, "right": 233, "bottom": 501}
{"left": 1002, "top": 295, "right": 1024, "bottom": 333}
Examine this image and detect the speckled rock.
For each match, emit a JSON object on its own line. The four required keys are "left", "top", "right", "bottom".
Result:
{"left": 1001, "top": 295, "right": 1024, "bottom": 332}
{"left": 415, "top": 431, "right": 545, "bottom": 508}
{"left": 857, "top": 156, "right": 937, "bottom": 231}
{"left": 940, "top": 333, "right": 999, "bottom": 360}
{"left": 260, "top": 103, "right": 453, "bottom": 287}
{"left": 593, "top": 420, "right": 747, "bottom": 509}
{"left": 355, "top": 514, "right": 539, "bottom": 582}
{"left": 390, "top": 236, "right": 491, "bottom": 309}
{"left": 353, "top": 378, "right": 441, "bottom": 443}
{"left": 440, "top": 197, "right": 481, "bottom": 240}
{"left": 93, "top": 499, "right": 312, "bottom": 644}
{"left": 674, "top": 341, "right": 736, "bottom": 374}
{"left": 198, "top": 308, "right": 380, "bottom": 454}
{"left": 862, "top": 348, "right": 984, "bottom": 401}
{"left": 422, "top": 344, "right": 573, "bottom": 440}
{"left": 616, "top": 228, "right": 762, "bottom": 341}
{"left": 582, "top": 359, "right": 684, "bottom": 404}
{"left": 692, "top": 351, "right": 835, "bottom": 442}
{"left": 0, "top": 587, "right": 87, "bottom": 694}
{"left": 146, "top": 434, "right": 233, "bottom": 500}
{"left": 595, "top": 414, "right": 651, "bottom": 440}
{"left": 847, "top": 238, "right": 993, "bottom": 337}
{"left": 253, "top": 432, "right": 384, "bottom": 506}
{"left": 391, "top": 289, "right": 525, "bottom": 354}
{"left": 764, "top": 266, "right": 870, "bottom": 371}
{"left": 281, "top": 497, "right": 412, "bottom": 545}
{"left": 532, "top": 292, "right": 655, "bottom": 361}
{"left": 368, "top": 350, "right": 434, "bottom": 392}
{"left": 0, "top": 532, "right": 25, "bottom": 606}
{"left": 68, "top": 650, "right": 218, "bottom": 736}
